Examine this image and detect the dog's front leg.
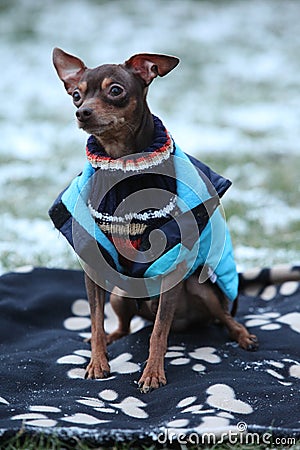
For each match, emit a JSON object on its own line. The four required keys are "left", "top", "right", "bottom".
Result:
{"left": 84, "top": 274, "right": 110, "bottom": 379}
{"left": 138, "top": 266, "right": 185, "bottom": 393}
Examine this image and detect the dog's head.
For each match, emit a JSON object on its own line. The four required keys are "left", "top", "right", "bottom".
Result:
{"left": 52, "top": 48, "right": 179, "bottom": 151}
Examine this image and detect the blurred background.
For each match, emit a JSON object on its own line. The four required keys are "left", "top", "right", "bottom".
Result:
{"left": 0, "top": 0, "right": 299, "bottom": 274}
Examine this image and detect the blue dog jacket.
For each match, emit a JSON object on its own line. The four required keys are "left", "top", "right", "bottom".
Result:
{"left": 49, "top": 116, "right": 238, "bottom": 300}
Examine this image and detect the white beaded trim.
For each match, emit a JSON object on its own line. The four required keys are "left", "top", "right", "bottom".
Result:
{"left": 88, "top": 196, "right": 177, "bottom": 224}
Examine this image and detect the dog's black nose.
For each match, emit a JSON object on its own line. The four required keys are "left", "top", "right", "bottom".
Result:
{"left": 76, "top": 107, "right": 93, "bottom": 122}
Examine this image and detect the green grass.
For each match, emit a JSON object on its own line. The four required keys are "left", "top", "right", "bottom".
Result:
{"left": 200, "top": 151, "right": 300, "bottom": 268}
{"left": 1, "top": 431, "right": 300, "bottom": 449}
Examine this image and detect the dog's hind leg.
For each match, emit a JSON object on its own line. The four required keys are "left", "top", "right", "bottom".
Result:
{"left": 106, "top": 287, "right": 138, "bottom": 344}
{"left": 186, "top": 275, "right": 258, "bottom": 351}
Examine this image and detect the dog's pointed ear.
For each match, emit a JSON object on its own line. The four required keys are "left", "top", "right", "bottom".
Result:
{"left": 52, "top": 48, "right": 87, "bottom": 94}
{"left": 125, "top": 53, "right": 179, "bottom": 86}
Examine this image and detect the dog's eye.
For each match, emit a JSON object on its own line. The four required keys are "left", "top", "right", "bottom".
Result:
{"left": 72, "top": 91, "right": 81, "bottom": 102}
{"left": 109, "top": 85, "right": 124, "bottom": 97}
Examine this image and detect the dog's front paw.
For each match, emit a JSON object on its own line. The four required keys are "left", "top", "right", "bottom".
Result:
{"left": 239, "top": 333, "right": 259, "bottom": 351}
{"left": 85, "top": 358, "right": 110, "bottom": 380}
{"left": 138, "top": 369, "right": 167, "bottom": 394}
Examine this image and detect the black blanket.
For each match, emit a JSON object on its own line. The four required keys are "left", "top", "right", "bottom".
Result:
{"left": 0, "top": 267, "right": 299, "bottom": 445}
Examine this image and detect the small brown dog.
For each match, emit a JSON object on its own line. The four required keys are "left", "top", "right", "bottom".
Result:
{"left": 50, "top": 48, "right": 258, "bottom": 393}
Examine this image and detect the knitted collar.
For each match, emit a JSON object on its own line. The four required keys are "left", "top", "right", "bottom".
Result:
{"left": 85, "top": 115, "right": 173, "bottom": 172}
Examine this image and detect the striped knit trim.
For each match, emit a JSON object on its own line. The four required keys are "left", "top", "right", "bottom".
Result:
{"left": 96, "top": 222, "right": 148, "bottom": 238}
{"left": 86, "top": 130, "right": 173, "bottom": 172}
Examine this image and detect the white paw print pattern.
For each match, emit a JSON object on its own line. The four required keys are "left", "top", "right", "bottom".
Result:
{"left": 58, "top": 297, "right": 145, "bottom": 379}
{"left": 11, "top": 405, "right": 62, "bottom": 428}
{"left": 243, "top": 359, "right": 300, "bottom": 386}
{"left": 10, "top": 390, "right": 148, "bottom": 428}
{"left": 245, "top": 312, "right": 300, "bottom": 334}
{"left": 165, "top": 345, "right": 221, "bottom": 373}
{"left": 0, "top": 396, "right": 9, "bottom": 405}
{"left": 164, "top": 383, "right": 253, "bottom": 437}
{"left": 57, "top": 350, "right": 140, "bottom": 380}
{"left": 11, "top": 408, "right": 108, "bottom": 428}
{"left": 63, "top": 298, "right": 145, "bottom": 340}
{"left": 74, "top": 389, "right": 148, "bottom": 421}
{"left": 259, "top": 281, "right": 299, "bottom": 302}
